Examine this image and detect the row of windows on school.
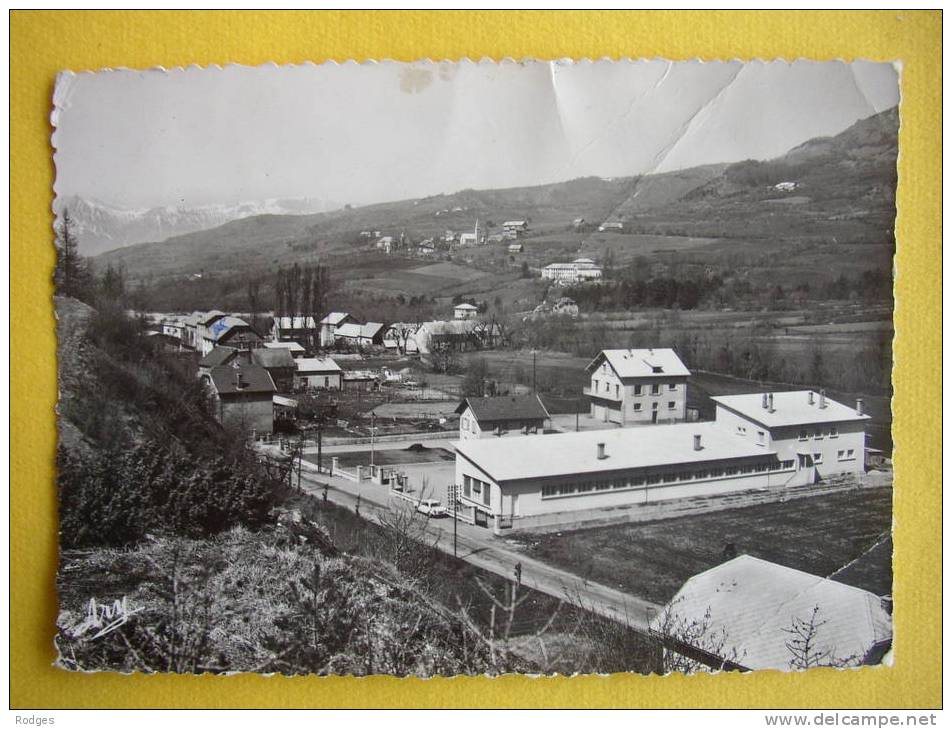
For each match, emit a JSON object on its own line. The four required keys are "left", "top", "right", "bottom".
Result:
{"left": 538, "top": 459, "right": 798, "bottom": 499}
{"left": 734, "top": 423, "right": 846, "bottom": 442}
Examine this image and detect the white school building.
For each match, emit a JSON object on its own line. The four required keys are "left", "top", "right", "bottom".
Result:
{"left": 453, "top": 390, "right": 870, "bottom": 533}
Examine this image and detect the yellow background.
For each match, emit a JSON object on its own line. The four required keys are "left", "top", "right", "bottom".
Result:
{"left": 10, "top": 10, "right": 941, "bottom": 709}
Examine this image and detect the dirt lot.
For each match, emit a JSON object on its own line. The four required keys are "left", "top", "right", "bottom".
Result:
{"left": 508, "top": 487, "right": 892, "bottom": 606}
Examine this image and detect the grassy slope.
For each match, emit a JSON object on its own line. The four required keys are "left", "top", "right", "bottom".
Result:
{"left": 94, "top": 108, "right": 897, "bottom": 310}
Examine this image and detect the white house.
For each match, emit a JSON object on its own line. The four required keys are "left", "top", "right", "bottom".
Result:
{"left": 319, "top": 312, "right": 355, "bottom": 347}
{"left": 295, "top": 357, "right": 342, "bottom": 390}
{"left": 454, "top": 303, "right": 478, "bottom": 320}
{"left": 502, "top": 220, "right": 529, "bottom": 239}
{"left": 598, "top": 221, "right": 624, "bottom": 232}
{"left": 335, "top": 321, "right": 386, "bottom": 348}
{"left": 651, "top": 555, "right": 892, "bottom": 672}
{"left": 455, "top": 395, "right": 550, "bottom": 441}
{"left": 710, "top": 390, "right": 870, "bottom": 481}
{"left": 585, "top": 348, "right": 690, "bottom": 425}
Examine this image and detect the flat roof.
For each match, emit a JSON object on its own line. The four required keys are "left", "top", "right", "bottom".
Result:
{"left": 455, "top": 421, "right": 772, "bottom": 483}
{"left": 712, "top": 391, "right": 870, "bottom": 428}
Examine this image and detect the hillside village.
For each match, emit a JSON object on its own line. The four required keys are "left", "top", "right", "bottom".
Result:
{"left": 54, "top": 106, "right": 897, "bottom": 676}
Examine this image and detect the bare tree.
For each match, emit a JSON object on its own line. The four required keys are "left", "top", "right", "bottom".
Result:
{"left": 783, "top": 605, "right": 859, "bottom": 670}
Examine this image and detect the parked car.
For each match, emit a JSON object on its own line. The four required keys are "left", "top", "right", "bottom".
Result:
{"left": 416, "top": 499, "right": 447, "bottom": 518}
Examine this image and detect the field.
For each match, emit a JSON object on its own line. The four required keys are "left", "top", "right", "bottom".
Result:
{"left": 508, "top": 487, "right": 893, "bottom": 606}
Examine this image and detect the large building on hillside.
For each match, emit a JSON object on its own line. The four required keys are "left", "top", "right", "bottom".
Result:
{"left": 541, "top": 258, "right": 603, "bottom": 283}
{"left": 585, "top": 348, "right": 690, "bottom": 425}
{"left": 452, "top": 390, "right": 871, "bottom": 533}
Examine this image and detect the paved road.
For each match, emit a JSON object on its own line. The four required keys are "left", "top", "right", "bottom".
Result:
{"left": 292, "top": 463, "right": 661, "bottom": 632}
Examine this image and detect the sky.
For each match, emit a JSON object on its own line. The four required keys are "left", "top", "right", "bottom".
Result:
{"left": 52, "top": 59, "right": 900, "bottom": 211}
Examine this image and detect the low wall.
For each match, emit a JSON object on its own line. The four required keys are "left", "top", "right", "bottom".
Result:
{"left": 323, "top": 430, "right": 458, "bottom": 447}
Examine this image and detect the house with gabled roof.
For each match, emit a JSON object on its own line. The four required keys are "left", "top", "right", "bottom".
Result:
{"left": 202, "top": 361, "right": 276, "bottom": 435}
{"left": 455, "top": 395, "right": 550, "bottom": 441}
{"left": 318, "top": 312, "right": 356, "bottom": 347}
{"left": 585, "top": 348, "right": 691, "bottom": 426}
{"left": 651, "top": 555, "right": 892, "bottom": 672}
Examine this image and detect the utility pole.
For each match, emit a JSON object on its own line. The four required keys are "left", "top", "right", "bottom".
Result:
{"left": 532, "top": 350, "right": 537, "bottom": 394}
{"left": 453, "top": 484, "right": 458, "bottom": 558}
{"left": 370, "top": 410, "right": 376, "bottom": 468}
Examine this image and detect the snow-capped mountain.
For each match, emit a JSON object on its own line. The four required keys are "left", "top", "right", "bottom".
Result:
{"left": 54, "top": 195, "right": 339, "bottom": 256}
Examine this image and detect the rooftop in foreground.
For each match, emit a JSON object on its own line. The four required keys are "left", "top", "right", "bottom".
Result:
{"left": 454, "top": 421, "right": 772, "bottom": 483}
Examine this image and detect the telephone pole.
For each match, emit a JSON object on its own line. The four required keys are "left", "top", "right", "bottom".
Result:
{"left": 532, "top": 350, "right": 537, "bottom": 394}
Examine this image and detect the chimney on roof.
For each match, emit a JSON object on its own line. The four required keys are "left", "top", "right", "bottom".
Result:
{"left": 856, "top": 398, "right": 865, "bottom": 416}
{"left": 808, "top": 391, "right": 815, "bottom": 405}
{"left": 762, "top": 393, "right": 769, "bottom": 409}
{"left": 596, "top": 442, "right": 607, "bottom": 460}
{"left": 235, "top": 369, "right": 246, "bottom": 389}
{"left": 819, "top": 390, "right": 827, "bottom": 409}
{"left": 693, "top": 434, "right": 703, "bottom": 451}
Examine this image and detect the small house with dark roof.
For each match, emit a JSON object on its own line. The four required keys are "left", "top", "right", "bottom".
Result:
{"left": 455, "top": 395, "right": 550, "bottom": 441}
{"left": 203, "top": 361, "right": 276, "bottom": 435}
{"left": 251, "top": 346, "right": 297, "bottom": 393}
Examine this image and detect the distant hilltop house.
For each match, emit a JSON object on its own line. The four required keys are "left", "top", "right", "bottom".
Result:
{"left": 541, "top": 257, "right": 603, "bottom": 284}
{"left": 652, "top": 555, "right": 892, "bottom": 672}
{"left": 456, "top": 395, "right": 550, "bottom": 441}
{"left": 295, "top": 356, "right": 342, "bottom": 390}
{"left": 532, "top": 297, "right": 579, "bottom": 319}
{"left": 376, "top": 235, "right": 395, "bottom": 254}
{"left": 572, "top": 217, "right": 586, "bottom": 229}
{"left": 774, "top": 181, "right": 799, "bottom": 192}
{"left": 502, "top": 220, "right": 529, "bottom": 240}
{"left": 507, "top": 242, "right": 523, "bottom": 254}
{"left": 416, "top": 240, "right": 437, "bottom": 256}
{"left": 202, "top": 361, "right": 276, "bottom": 436}
{"left": 452, "top": 389, "right": 872, "bottom": 534}
{"left": 586, "top": 348, "right": 691, "bottom": 426}
{"left": 598, "top": 220, "right": 624, "bottom": 232}
{"left": 454, "top": 302, "right": 478, "bottom": 320}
